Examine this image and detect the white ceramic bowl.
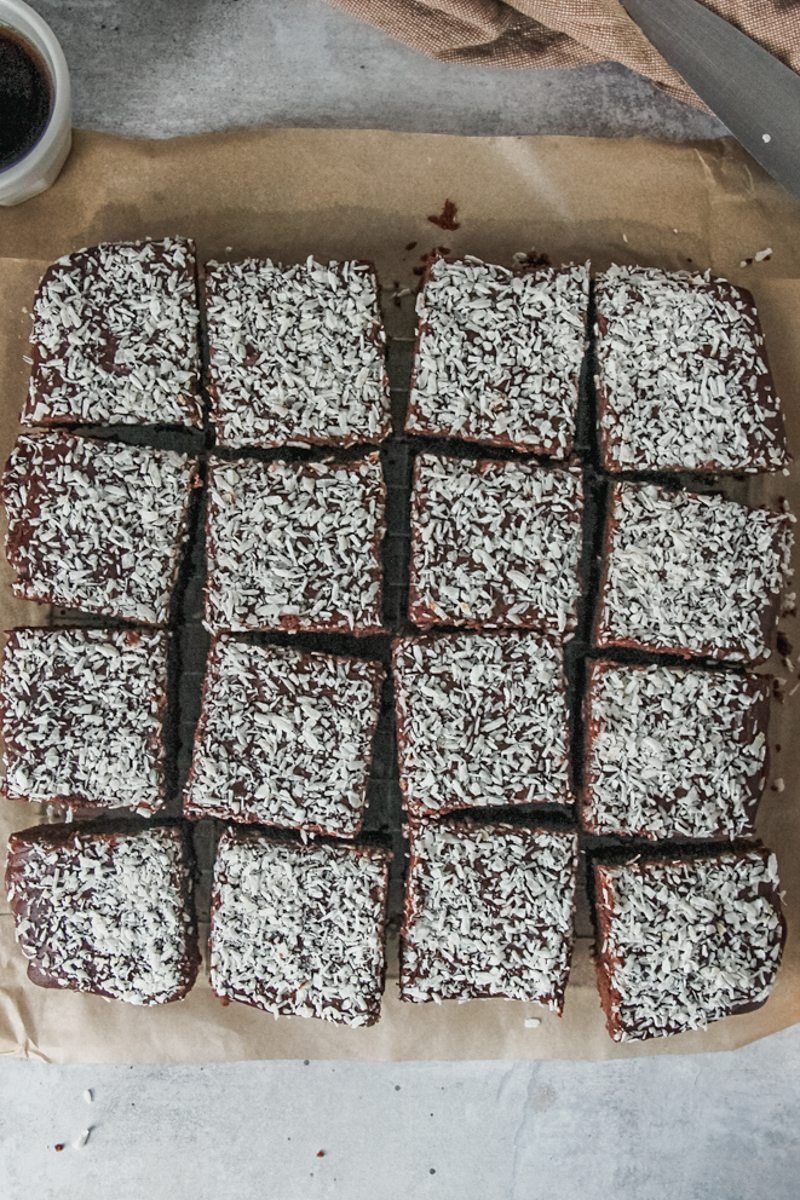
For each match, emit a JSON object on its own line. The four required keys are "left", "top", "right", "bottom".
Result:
{"left": 0, "top": 0, "right": 71, "bottom": 206}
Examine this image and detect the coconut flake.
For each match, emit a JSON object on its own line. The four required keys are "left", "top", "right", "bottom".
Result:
{"left": 6, "top": 824, "right": 196, "bottom": 1006}
{"left": 408, "top": 454, "right": 583, "bottom": 635}
{"left": 204, "top": 256, "right": 390, "bottom": 448}
{"left": 25, "top": 238, "right": 201, "bottom": 428}
{"left": 393, "top": 631, "right": 571, "bottom": 816}
{"left": 595, "top": 265, "right": 788, "bottom": 472}
{"left": 209, "top": 830, "right": 390, "bottom": 1027}
{"left": 204, "top": 453, "right": 385, "bottom": 635}
{"left": 2, "top": 431, "right": 197, "bottom": 625}
{"left": 407, "top": 257, "right": 589, "bottom": 456}
{"left": 597, "top": 481, "right": 793, "bottom": 662}
{"left": 584, "top": 662, "right": 770, "bottom": 839}
{"left": 0, "top": 627, "right": 169, "bottom": 815}
{"left": 595, "top": 849, "right": 784, "bottom": 1041}
{"left": 185, "top": 637, "right": 384, "bottom": 836}
{"left": 401, "top": 820, "right": 578, "bottom": 1009}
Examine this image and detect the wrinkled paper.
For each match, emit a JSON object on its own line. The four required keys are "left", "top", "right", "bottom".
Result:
{"left": 0, "top": 129, "right": 798, "bottom": 1063}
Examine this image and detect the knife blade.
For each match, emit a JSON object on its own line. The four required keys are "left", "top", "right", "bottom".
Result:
{"left": 621, "top": 0, "right": 800, "bottom": 196}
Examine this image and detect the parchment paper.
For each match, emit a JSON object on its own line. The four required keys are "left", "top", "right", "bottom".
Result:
{"left": 0, "top": 129, "right": 798, "bottom": 1063}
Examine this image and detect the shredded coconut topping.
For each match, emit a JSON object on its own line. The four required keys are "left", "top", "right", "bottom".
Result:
{"left": 204, "top": 453, "right": 385, "bottom": 634}
{"left": 597, "top": 481, "right": 793, "bottom": 662}
{"left": 25, "top": 238, "right": 202, "bottom": 428}
{"left": 5, "top": 824, "right": 197, "bottom": 1005}
{"left": 393, "top": 632, "right": 571, "bottom": 817}
{"left": 0, "top": 627, "right": 169, "bottom": 815}
{"left": 583, "top": 662, "right": 770, "bottom": 840}
{"left": 2, "top": 431, "right": 198, "bottom": 625}
{"left": 595, "top": 850, "right": 784, "bottom": 1041}
{"left": 204, "top": 256, "right": 390, "bottom": 448}
{"left": 595, "top": 265, "right": 787, "bottom": 472}
{"left": 209, "top": 830, "right": 390, "bottom": 1027}
{"left": 185, "top": 638, "right": 383, "bottom": 835}
{"left": 400, "top": 820, "right": 578, "bottom": 1008}
{"left": 407, "top": 257, "right": 588, "bottom": 455}
{"left": 409, "top": 454, "right": 583, "bottom": 633}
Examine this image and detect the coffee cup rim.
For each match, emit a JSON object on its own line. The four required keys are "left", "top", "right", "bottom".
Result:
{"left": 0, "top": 0, "right": 71, "bottom": 194}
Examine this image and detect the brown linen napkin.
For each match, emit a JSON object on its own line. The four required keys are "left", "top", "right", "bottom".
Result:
{"left": 326, "top": 0, "right": 800, "bottom": 109}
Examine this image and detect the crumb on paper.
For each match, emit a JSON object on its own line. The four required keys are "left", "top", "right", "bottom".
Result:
{"left": 224, "top": 245, "right": 233, "bottom": 253}
{"left": 754, "top": 247, "right": 773, "bottom": 262}
{"left": 427, "top": 199, "right": 460, "bottom": 231}
{"left": 777, "top": 632, "right": 793, "bottom": 660}
{"left": 524, "top": 1017, "right": 542, "bottom": 1029}
{"left": 83, "top": 1088, "right": 94, "bottom": 1104}
{"left": 316, "top": 1150, "right": 326, "bottom": 1159}
{"left": 54, "top": 1144, "right": 65, "bottom": 1153}
{"left": 672, "top": 228, "right": 679, "bottom": 234}
{"left": 413, "top": 246, "right": 451, "bottom": 277}
{"left": 74, "top": 1128, "right": 92, "bottom": 1149}
{"left": 511, "top": 249, "right": 551, "bottom": 269}
{"left": 789, "top": 682, "right": 800, "bottom": 697}
{"left": 773, "top": 778, "right": 786, "bottom": 793}
{"left": 622, "top": 233, "right": 629, "bottom": 244}
{"left": 762, "top": 133, "right": 772, "bottom": 143}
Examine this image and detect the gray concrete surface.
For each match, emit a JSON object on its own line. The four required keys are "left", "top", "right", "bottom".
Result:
{"left": 1, "top": 3, "right": 797, "bottom": 1199}
{"left": 2, "top": 1026, "right": 799, "bottom": 1200}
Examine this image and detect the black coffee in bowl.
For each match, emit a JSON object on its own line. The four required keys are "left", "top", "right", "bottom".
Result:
{"left": 0, "top": 27, "right": 52, "bottom": 170}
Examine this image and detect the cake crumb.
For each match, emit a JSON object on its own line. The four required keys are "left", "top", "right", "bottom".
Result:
{"left": 762, "top": 133, "right": 772, "bottom": 143}
{"left": 524, "top": 1017, "right": 542, "bottom": 1029}
{"left": 622, "top": 233, "right": 629, "bottom": 244}
{"left": 83, "top": 1089, "right": 94, "bottom": 1104}
{"left": 427, "top": 199, "right": 460, "bottom": 230}
{"left": 74, "top": 1128, "right": 92, "bottom": 1149}
{"left": 754, "top": 247, "right": 773, "bottom": 262}
{"left": 773, "top": 778, "right": 786, "bottom": 793}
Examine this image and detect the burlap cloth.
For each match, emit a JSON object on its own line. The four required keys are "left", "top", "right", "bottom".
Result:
{"left": 326, "top": 0, "right": 800, "bottom": 109}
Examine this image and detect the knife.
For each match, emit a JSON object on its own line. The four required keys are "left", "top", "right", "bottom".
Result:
{"left": 620, "top": 0, "right": 800, "bottom": 197}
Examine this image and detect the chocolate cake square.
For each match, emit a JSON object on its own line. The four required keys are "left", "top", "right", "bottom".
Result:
{"left": 5, "top": 820, "right": 199, "bottom": 1005}
{"left": 2, "top": 431, "right": 198, "bottom": 625}
{"left": 400, "top": 819, "right": 578, "bottom": 1008}
{"left": 593, "top": 848, "right": 785, "bottom": 1041}
{"left": 406, "top": 257, "right": 589, "bottom": 456}
{"left": 204, "top": 452, "right": 385, "bottom": 634}
{"left": 185, "top": 637, "right": 384, "bottom": 836}
{"left": 24, "top": 238, "right": 202, "bottom": 429}
{"left": 0, "top": 627, "right": 170, "bottom": 816}
{"left": 209, "top": 828, "right": 391, "bottom": 1027}
{"left": 393, "top": 632, "right": 571, "bottom": 819}
{"left": 595, "top": 266, "right": 788, "bottom": 473}
{"left": 595, "top": 481, "right": 792, "bottom": 662}
{"left": 408, "top": 453, "right": 583, "bottom": 634}
{"left": 204, "top": 256, "right": 391, "bottom": 448}
{"left": 581, "top": 661, "right": 770, "bottom": 840}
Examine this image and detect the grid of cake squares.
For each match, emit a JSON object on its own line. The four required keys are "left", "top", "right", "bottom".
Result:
{"left": 0, "top": 238, "right": 793, "bottom": 1042}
